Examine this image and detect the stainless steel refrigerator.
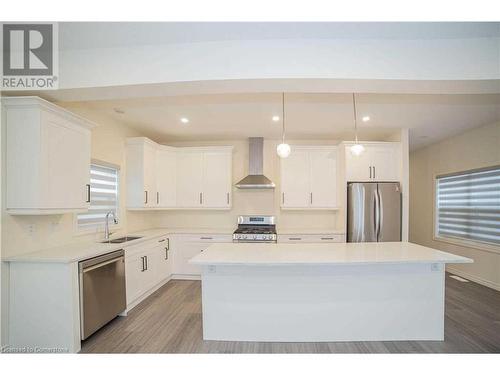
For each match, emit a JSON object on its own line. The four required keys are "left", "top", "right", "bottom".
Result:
{"left": 347, "top": 182, "right": 402, "bottom": 242}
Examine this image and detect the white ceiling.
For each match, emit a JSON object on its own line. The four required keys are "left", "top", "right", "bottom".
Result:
{"left": 62, "top": 93, "right": 500, "bottom": 150}
{"left": 59, "top": 22, "right": 500, "bottom": 50}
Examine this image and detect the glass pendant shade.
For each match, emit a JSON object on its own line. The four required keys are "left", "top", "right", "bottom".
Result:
{"left": 277, "top": 143, "right": 291, "bottom": 158}
{"left": 350, "top": 143, "right": 365, "bottom": 156}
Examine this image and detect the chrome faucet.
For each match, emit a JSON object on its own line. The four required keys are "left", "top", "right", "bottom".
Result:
{"left": 104, "top": 211, "right": 118, "bottom": 241}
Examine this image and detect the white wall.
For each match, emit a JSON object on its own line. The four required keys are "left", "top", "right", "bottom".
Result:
{"left": 151, "top": 139, "right": 343, "bottom": 232}
{"left": 409, "top": 121, "right": 500, "bottom": 290}
{"left": 0, "top": 105, "right": 155, "bottom": 346}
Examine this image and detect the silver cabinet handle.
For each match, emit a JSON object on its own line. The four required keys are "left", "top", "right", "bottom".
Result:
{"left": 282, "top": 192, "right": 285, "bottom": 204}
{"left": 200, "top": 237, "right": 213, "bottom": 240}
{"left": 321, "top": 237, "right": 334, "bottom": 240}
{"left": 199, "top": 192, "right": 203, "bottom": 205}
{"left": 369, "top": 166, "right": 372, "bottom": 179}
{"left": 289, "top": 237, "right": 302, "bottom": 241}
{"left": 310, "top": 192, "right": 313, "bottom": 205}
{"left": 373, "top": 166, "right": 376, "bottom": 179}
{"left": 157, "top": 192, "right": 159, "bottom": 204}
{"left": 145, "top": 256, "right": 148, "bottom": 271}
{"left": 165, "top": 248, "right": 169, "bottom": 260}
{"left": 227, "top": 192, "right": 229, "bottom": 205}
{"left": 141, "top": 256, "right": 146, "bottom": 272}
{"left": 158, "top": 239, "right": 165, "bottom": 243}
{"left": 144, "top": 191, "right": 148, "bottom": 204}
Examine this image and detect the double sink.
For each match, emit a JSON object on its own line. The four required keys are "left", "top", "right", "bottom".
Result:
{"left": 101, "top": 236, "right": 142, "bottom": 244}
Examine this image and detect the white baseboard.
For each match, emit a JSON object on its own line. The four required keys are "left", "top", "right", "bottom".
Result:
{"left": 447, "top": 266, "right": 500, "bottom": 292}
{"left": 171, "top": 274, "right": 201, "bottom": 281}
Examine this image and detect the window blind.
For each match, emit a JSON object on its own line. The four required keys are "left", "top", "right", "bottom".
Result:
{"left": 77, "top": 163, "right": 119, "bottom": 230}
{"left": 436, "top": 166, "right": 500, "bottom": 246}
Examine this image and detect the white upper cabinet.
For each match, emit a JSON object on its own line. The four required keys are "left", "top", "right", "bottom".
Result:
{"left": 2, "top": 97, "right": 95, "bottom": 215}
{"left": 202, "top": 150, "right": 232, "bottom": 208}
{"left": 280, "top": 146, "right": 338, "bottom": 209}
{"left": 126, "top": 138, "right": 232, "bottom": 210}
{"left": 310, "top": 149, "right": 338, "bottom": 207}
{"left": 156, "top": 149, "right": 177, "bottom": 207}
{"left": 126, "top": 138, "right": 160, "bottom": 208}
{"left": 280, "top": 150, "right": 310, "bottom": 208}
{"left": 176, "top": 147, "right": 233, "bottom": 209}
{"left": 344, "top": 142, "right": 401, "bottom": 182}
{"left": 176, "top": 150, "right": 204, "bottom": 208}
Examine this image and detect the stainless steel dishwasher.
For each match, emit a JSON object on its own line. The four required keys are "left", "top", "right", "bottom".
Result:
{"left": 79, "top": 249, "right": 126, "bottom": 340}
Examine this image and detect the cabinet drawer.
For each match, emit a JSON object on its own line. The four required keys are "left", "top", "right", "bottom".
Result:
{"left": 277, "top": 234, "right": 344, "bottom": 243}
{"left": 177, "top": 234, "right": 232, "bottom": 243}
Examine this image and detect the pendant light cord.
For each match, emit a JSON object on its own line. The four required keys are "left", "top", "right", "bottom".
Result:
{"left": 352, "top": 93, "right": 359, "bottom": 143}
{"left": 282, "top": 92, "right": 286, "bottom": 144}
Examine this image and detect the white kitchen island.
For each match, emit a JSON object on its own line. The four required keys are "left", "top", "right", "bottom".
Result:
{"left": 189, "top": 242, "right": 472, "bottom": 342}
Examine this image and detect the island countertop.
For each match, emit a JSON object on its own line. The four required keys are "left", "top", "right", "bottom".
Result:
{"left": 189, "top": 241, "right": 473, "bottom": 266}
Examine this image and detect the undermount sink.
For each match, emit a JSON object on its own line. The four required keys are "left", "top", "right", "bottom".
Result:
{"left": 102, "top": 236, "right": 142, "bottom": 244}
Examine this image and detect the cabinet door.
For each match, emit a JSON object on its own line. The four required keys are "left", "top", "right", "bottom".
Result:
{"left": 155, "top": 238, "right": 172, "bottom": 281}
{"left": 280, "top": 150, "right": 310, "bottom": 208}
{"left": 143, "top": 142, "right": 157, "bottom": 207}
{"left": 41, "top": 111, "right": 91, "bottom": 209}
{"left": 345, "top": 146, "right": 371, "bottom": 182}
{"left": 156, "top": 150, "right": 176, "bottom": 207}
{"left": 125, "top": 253, "right": 149, "bottom": 305}
{"left": 176, "top": 151, "right": 203, "bottom": 207}
{"left": 370, "top": 144, "right": 401, "bottom": 182}
{"left": 310, "top": 150, "right": 337, "bottom": 208}
{"left": 202, "top": 151, "right": 231, "bottom": 208}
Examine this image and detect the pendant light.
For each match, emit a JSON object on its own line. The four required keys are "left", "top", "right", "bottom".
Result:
{"left": 350, "top": 93, "right": 365, "bottom": 156}
{"left": 277, "top": 92, "right": 291, "bottom": 158}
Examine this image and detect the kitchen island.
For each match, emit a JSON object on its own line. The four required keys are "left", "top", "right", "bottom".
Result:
{"left": 189, "top": 242, "right": 472, "bottom": 342}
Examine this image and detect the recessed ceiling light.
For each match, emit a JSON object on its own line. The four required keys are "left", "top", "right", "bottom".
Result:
{"left": 113, "top": 108, "right": 125, "bottom": 114}
{"left": 180, "top": 117, "right": 189, "bottom": 124}
{"left": 272, "top": 115, "right": 280, "bottom": 122}
{"left": 362, "top": 116, "right": 370, "bottom": 122}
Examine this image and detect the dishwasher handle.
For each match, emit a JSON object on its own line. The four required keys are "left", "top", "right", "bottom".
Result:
{"left": 82, "top": 257, "right": 123, "bottom": 273}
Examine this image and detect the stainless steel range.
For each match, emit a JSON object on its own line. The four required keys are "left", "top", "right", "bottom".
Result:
{"left": 233, "top": 215, "right": 277, "bottom": 243}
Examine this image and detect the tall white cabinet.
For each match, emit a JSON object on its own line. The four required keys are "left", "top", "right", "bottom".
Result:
{"left": 126, "top": 138, "right": 232, "bottom": 210}
{"left": 2, "top": 97, "right": 95, "bottom": 214}
{"left": 280, "top": 146, "right": 338, "bottom": 209}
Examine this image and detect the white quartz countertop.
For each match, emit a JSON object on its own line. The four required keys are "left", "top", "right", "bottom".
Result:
{"left": 189, "top": 242, "right": 473, "bottom": 266}
{"left": 4, "top": 227, "right": 233, "bottom": 263}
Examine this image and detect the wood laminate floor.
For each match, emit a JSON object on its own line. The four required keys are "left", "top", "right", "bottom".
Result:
{"left": 81, "top": 274, "right": 500, "bottom": 353}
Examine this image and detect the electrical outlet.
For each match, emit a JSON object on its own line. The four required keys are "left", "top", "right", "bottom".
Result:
{"left": 431, "top": 263, "right": 440, "bottom": 272}
{"left": 208, "top": 265, "right": 216, "bottom": 273}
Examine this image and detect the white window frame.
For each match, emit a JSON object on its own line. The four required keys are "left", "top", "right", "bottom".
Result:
{"left": 433, "top": 165, "right": 500, "bottom": 254}
{"left": 74, "top": 160, "right": 122, "bottom": 235}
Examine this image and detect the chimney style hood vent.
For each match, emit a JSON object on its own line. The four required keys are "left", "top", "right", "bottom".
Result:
{"left": 235, "top": 137, "right": 275, "bottom": 189}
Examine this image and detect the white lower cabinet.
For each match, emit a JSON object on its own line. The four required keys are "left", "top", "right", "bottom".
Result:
{"left": 277, "top": 234, "right": 345, "bottom": 243}
{"left": 124, "top": 236, "right": 172, "bottom": 309}
{"left": 173, "top": 234, "right": 232, "bottom": 277}
{"left": 124, "top": 233, "right": 231, "bottom": 310}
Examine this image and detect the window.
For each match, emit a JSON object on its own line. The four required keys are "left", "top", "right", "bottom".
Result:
{"left": 435, "top": 166, "right": 500, "bottom": 247}
{"left": 77, "top": 162, "right": 120, "bottom": 231}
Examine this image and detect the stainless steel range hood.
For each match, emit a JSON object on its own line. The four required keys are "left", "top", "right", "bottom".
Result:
{"left": 235, "top": 137, "right": 275, "bottom": 189}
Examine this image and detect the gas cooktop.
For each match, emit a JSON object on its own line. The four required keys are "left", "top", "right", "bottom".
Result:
{"left": 232, "top": 215, "right": 277, "bottom": 243}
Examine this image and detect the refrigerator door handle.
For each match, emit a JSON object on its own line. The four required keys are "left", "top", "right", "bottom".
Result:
{"left": 377, "top": 188, "right": 383, "bottom": 240}
{"left": 373, "top": 187, "right": 379, "bottom": 240}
